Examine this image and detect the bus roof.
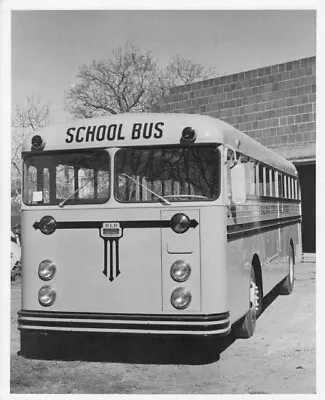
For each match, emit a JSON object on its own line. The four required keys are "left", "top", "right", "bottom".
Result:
{"left": 22, "top": 113, "right": 297, "bottom": 175}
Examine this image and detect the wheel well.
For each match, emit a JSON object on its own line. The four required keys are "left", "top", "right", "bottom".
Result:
{"left": 252, "top": 254, "right": 263, "bottom": 297}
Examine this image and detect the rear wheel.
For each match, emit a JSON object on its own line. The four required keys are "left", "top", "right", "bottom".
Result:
{"left": 278, "top": 246, "right": 295, "bottom": 295}
{"left": 233, "top": 267, "right": 261, "bottom": 339}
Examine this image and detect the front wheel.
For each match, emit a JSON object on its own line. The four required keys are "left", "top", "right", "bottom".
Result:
{"left": 278, "top": 246, "right": 295, "bottom": 295}
{"left": 232, "top": 267, "right": 261, "bottom": 339}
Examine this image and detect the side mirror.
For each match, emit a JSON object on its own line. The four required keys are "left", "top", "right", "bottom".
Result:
{"left": 231, "top": 163, "right": 246, "bottom": 204}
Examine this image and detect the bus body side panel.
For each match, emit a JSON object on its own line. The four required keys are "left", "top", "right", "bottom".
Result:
{"left": 226, "top": 197, "right": 301, "bottom": 322}
{"left": 227, "top": 228, "right": 287, "bottom": 323}
{"left": 227, "top": 237, "right": 249, "bottom": 323}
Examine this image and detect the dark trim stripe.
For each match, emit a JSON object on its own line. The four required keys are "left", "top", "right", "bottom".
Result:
{"left": 18, "top": 310, "right": 229, "bottom": 322}
{"left": 18, "top": 320, "right": 230, "bottom": 332}
{"left": 227, "top": 215, "right": 301, "bottom": 241}
{"left": 18, "top": 310, "right": 230, "bottom": 334}
{"left": 33, "top": 219, "right": 199, "bottom": 231}
{"left": 245, "top": 195, "right": 301, "bottom": 204}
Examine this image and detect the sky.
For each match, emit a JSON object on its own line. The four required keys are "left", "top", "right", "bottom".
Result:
{"left": 0, "top": 4, "right": 321, "bottom": 394}
{"left": 11, "top": 9, "right": 316, "bottom": 123}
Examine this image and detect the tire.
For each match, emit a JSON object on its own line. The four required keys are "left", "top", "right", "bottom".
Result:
{"left": 278, "top": 246, "right": 295, "bottom": 295}
{"left": 233, "top": 267, "right": 261, "bottom": 339}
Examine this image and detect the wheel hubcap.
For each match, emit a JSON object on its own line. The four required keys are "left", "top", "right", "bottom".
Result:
{"left": 250, "top": 280, "right": 259, "bottom": 321}
{"left": 289, "top": 255, "right": 294, "bottom": 284}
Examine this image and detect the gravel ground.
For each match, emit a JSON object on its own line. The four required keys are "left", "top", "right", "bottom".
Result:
{"left": 10, "top": 261, "right": 316, "bottom": 394}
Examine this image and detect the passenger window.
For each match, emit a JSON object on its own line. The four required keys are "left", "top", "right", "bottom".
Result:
{"left": 292, "top": 178, "right": 296, "bottom": 199}
{"left": 287, "top": 177, "right": 291, "bottom": 199}
{"left": 275, "top": 171, "right": 279, "bottom": 197}
{"left": 278, "top": 173, "right": 283, "bottom": 197}
{"left": 259, "top": 165, "right": 264, "bottom": 196}
{"left": 265, "top": 168, "right": 270, "bottom": 196}
{"left": 271, "top": 170, "right": 275, "bottom": 197}
{"left": 249, "top": 160, "right": 257, "bottom": 195}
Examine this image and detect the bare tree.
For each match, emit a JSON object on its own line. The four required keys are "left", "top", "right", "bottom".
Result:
{"left": 165, "top": 54, "right": 216, "bottom": 85}
{"left": 11, "top": 96, "right": 51, "bottom": 199}
{"left": 65, "top": 42, "right": 161, "bottom": 118}
{"left": 65, "top": 42, "right": 216, "bottom": 119}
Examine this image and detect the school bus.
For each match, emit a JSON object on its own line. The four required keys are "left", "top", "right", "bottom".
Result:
{"left": 18, "top": 113, "right": 302, "bottom": 352}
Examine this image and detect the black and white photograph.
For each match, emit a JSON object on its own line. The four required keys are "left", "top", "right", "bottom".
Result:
{"left": 0, "top": 1, "right": 318, "bottom": 396}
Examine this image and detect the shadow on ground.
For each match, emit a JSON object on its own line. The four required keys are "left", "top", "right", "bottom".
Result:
{"left": 19, "top": 332, "right": 236, "bottom": 365}
{"left": 18, "top": 283, "right": 282, "bottom": 365}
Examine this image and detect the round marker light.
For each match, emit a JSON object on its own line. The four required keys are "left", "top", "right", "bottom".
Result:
{"left": 39, "top": 216, "right": 57, "bottom": 235}
{"left": 31, "top": 135, "right": 43, "bottom": 148}
{"left": 170, "top": 213, "right": 190, "bottom": 234}
{"left": 171, "top": 287, "right": 192, "bottom": 310}
{"left": 38, "top": 286, "right": 56, "bottom": 307}
{"left": 170, "top": 260, "right": 191, "bottom": 282}
{"left": 38, "top": 259, "right": 56, "bottom": 281}
{"left": 182, "top": 126, "right": 196, "bottom": 142}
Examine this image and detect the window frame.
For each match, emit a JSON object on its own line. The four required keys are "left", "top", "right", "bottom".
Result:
{"left": 22, "top": 150, "right": 111, "bottom": 206}
{"left": 234, "top": 153, "right": 299, "bottom": 202}
{"left": 114, "top": 145, "right": 222, "bottom": 204}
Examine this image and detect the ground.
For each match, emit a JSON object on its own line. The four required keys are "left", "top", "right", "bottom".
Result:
{"left": 10, "top": 261, "right": 316, "bottom": 394}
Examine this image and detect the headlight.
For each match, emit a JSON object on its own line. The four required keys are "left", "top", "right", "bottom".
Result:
{"left": 170, "top": 287, "right": 192, "bottom": 310}
{"left": 38, "top": 259, "right": 56, "bottom": 281}
{"left": 170, "top": 260, "right": 191, "bottom": 282}
{"left": 170, "top": 213, "right": 190, "bottom": 234}
{"left": 38, "top": 286, "right": 56, "bottom": 307}
{"left": 39, "top": 216, "right": 57, "bottom": 235}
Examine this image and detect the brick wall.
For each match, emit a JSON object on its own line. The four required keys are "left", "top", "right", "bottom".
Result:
{"left": 153, "top": 56, "right": 316, "bottom": 161}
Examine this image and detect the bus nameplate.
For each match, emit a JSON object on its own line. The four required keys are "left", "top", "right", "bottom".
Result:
{"left": 101, "top": 222, "right": 122, "bottom": 238}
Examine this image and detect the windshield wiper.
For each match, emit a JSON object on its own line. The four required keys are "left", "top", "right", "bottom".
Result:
{"left": 120, "top": 173, "right": 172, "bottom": 205}
{"left": 58, "top": 177, "right": 93, "bottom": 208}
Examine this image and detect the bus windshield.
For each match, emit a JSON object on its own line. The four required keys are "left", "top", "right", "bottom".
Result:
{"left": 23, "top": 151, "right": 110, "bottom": 206}
{"left": 115, "top": 145, "right": 220, "bottom": 203}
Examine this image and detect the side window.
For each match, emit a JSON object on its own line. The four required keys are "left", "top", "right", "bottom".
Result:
{"left": 241, "top": 155, "right": 253, "bottom": 196}
{"left": 295, "top": 179, "right": 298, "bottom": 200}
{"left": 271, "top": 169, "right": 275, "bottom": 197}
{"left": 265, "top": 167, "right": 270, "bottom": 196}
{"left": 275, "top": 171, "right": 279, "bottom": 197}
{"left": 259, "top": 164, "right": 264, "bottom": 196}
{"left": 278, "top": 172, "right": 283, "bottom": 197}
{"left": 292, "top": 178, "right": 296, "bottom": 199}
{"left": 249, "top": 160, "right": 257, "bottom": 195}
{"left": 255, "top": 163, "right": 260, "bottom": 195}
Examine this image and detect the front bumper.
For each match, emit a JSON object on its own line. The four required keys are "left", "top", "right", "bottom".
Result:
{"left": 18, "top": 310, "right": 231, "bottom": 336}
